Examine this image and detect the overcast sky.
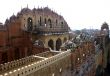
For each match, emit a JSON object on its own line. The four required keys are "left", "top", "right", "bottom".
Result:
{"left": 0, "top": 0, "right": 110, "bottom": 30}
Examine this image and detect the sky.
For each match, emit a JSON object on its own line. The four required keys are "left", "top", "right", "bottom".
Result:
{"left": 0, "top": 0, "right": 110, "bottom": 30}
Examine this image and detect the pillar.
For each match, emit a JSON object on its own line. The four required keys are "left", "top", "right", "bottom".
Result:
{"left": 54, "top": 39, "right": 56, "bottom": 50}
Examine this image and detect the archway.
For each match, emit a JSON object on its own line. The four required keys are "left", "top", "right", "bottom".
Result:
{"left": 48, "top": 39, "right": 54, "bottom": 50}
{"left": 27, "top": 17, "right": 33, "bottom": 31}
{"left": 56, "top": 38, "right": 62, "bottom": 51}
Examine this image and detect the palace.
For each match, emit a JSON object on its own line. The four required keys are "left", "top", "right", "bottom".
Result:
{"left": 0, "top": 7, "right": 69, "bottom": 64}
{"left": 0, "top": 7, "right": 109, "bottom": 76}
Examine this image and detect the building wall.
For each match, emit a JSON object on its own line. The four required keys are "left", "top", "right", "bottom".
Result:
{"left": 95, "top": 50, "right": 103, "bottom": 68}
{"left": 0, "top": 41, "right": 96, "bottom": 76}
{"left": 71, "top": 41, "right": 95, "bottom": 76}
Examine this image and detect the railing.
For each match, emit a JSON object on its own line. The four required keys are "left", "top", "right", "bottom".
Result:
{"left": 33, "top": 27, "right": 68, "bottom": 34}
{"left": 0, "top": 51, "right": 53, "bottom": 73}
{"left": 0, "top": 49, "right": 71, "bottom": 76}
{"left": 0, "top": 55, "right": 41, "bottom": 74}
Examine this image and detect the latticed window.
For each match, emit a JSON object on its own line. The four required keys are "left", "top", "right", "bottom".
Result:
{"left": 61, "top": 22, "right": 63, "bottom": 28}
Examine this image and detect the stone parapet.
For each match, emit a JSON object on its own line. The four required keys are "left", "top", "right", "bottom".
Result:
{"left": 0, "top": 50, "right": 71, "bottom": 76}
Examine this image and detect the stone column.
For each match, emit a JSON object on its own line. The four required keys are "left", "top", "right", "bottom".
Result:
{"left": 44, "top": 39, "right": 48, "bottom": 48}
{"left": 54, "top": 39, "right": 56, "bottom": 50}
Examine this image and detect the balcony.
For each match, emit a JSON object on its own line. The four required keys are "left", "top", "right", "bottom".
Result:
{"left": 34, "top": 27, "right": 68, "bottom": 34}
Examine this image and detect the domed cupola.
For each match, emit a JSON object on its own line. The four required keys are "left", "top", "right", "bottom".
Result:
{"left": 43, "top": 7, "right": 51, "bottom": 11}
{"left": 32, "top": 7, "right": 37, "bottom": 13}
{"left": 101, "top": 22, "right": 109, "bottom": 30}
{"left": 4, "top": 18, "right": 10, "bottom": 25}
{"left": 9, "top": 14, "right": 16, "bottom": 22}
{"left": 21, "top": 7, "right": 31, "bottom": 14}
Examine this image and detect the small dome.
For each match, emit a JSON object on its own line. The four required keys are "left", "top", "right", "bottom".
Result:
{"left": 5, "top": 19, "right": 9, "bottom": 24}
{"left": 44, "top": 7, "right": 51, "bottom": 11}
{"left": 21, "top": 8, "right": 31, "bottom": 13}
{"left": 10, "top": 14, "right": 16, "bottom": 21}
{"left": 37, "top": 8, "right": 43, "bottom": 11}
{"left": 32, "top": 7, "right": 37, "bottom": 12}
{"left": 101, "top": 22, "right": 109, "bottom": 30}
{"left": 17, "top": 12, "right": 22, "bottom": 16}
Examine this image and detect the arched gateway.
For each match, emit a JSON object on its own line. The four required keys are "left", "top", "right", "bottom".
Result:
{"left": 56, "top": 38, "right": 62, "bottom": 51}
{"left": 48, "top": 39, "right": 54, "bottom": 50}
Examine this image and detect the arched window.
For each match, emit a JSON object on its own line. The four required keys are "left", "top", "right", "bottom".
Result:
{"left": 56, "top": 19, "right": 58, "bottom": 26}
{"left": 56, "top": 38, "right": 62, "bottom": 51}
{"left": 61, "top": 22, "right": 63, "bottom": 28}
{"left": 27, "top": 17, "right": 33, "bottom": 31}
{"left": 48, "top": 39, "right": 54, "bottom": 50}
{"left": 48, "top": 19, "right": 52, "bottom": 28}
